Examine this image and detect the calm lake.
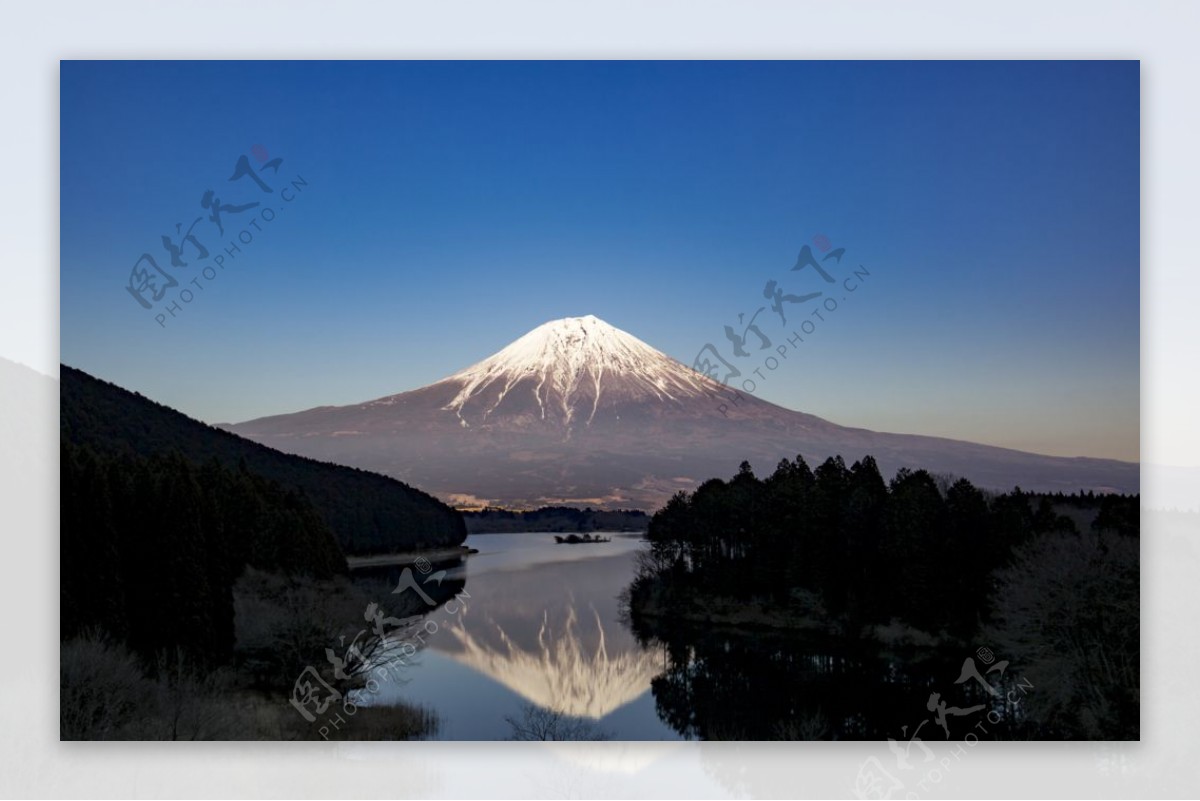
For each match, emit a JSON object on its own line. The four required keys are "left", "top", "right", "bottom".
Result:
{"left": 355, "top": 531, "right": 1023, "bottom": 741}
{"left": 362, "top": 532, "right": 679, "bottom": 740}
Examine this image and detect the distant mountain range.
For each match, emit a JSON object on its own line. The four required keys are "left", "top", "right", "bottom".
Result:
{"left": 223, "top": 315, "right": 1138, "bottom": 510}
{"left": 462, "top": 506, "right": 649, "bottom": 534}
{"left": 61, "top": 365, "right": 465, "bottom": 555}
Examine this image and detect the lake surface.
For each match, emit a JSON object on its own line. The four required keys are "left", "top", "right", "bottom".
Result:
{"left": 356, "top": 531, "right": 1026, "bottom": 741}
{"left": 363, "top": 532, "right": 681, "bottom": 740}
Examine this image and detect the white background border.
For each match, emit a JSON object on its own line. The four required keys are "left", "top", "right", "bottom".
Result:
{"left": 3, "top": 1, "right": 1196, "bottom": 797}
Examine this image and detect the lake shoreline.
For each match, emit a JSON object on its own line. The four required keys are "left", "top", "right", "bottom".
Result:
{"left": 346, "top": 545, "right": 478, "bottom": 570}
{"left": 627, "top": 577, "right": 835, "bottom": 635}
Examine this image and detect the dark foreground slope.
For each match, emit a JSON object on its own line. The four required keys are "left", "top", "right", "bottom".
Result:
{"left": 61, "top": 365, "right": 466, "bottom": 555}
{"left": 60, "top": 367, "right": 453, "bottom": 739}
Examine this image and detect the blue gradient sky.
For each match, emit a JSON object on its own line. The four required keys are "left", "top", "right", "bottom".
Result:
{"left": 60, "top": 61, "right": 1139, "bottom": 461}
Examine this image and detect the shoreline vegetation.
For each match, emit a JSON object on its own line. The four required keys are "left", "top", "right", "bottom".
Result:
{"left": 60, "top": 563, "right": 451, "bottom": 740}
{"left": 624, "top": 455, "right": 1139, "bottom": 739}
{"left": 61, "top": 566, "right": 450, "bottom": 741}
{"left": 60, "top": 365, "right": 470, "bottom": 740}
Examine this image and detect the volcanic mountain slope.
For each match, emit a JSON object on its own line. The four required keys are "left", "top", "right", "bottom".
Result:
{"left": 225, "top": 315, "right": 1138, "bottom": 509}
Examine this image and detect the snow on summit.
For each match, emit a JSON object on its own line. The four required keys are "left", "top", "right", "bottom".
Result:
{"left": 226, "top": 314, "right": 1140, "bottom": 509}
{"left": 439, "top": 315, "right": 715, "bottom": 428}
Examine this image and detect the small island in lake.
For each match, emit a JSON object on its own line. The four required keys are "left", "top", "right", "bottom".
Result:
{"left": 553, "top": 533, "right": 612, "bottom": 544}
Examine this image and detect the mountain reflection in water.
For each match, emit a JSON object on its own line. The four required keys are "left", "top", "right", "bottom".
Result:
{"left": 360, "top": 533, "right": 679, "bottom": 740}
{"left": 356, "top": 533, "right": 1027, "bottom": 742}
{"left": 441, "top": 602, "right": 662, "bottom": 720}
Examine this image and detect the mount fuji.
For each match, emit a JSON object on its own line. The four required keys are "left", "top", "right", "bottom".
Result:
{"left": 224, "top": 315, "right": 1137, "bottom": 509}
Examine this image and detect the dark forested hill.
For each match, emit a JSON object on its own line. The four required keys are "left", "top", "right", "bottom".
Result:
{"left": 61, "top": 365, "right": 466, "bottom": 555}
{"left": 61, "top": 440, "right": 347, "bottom": 662}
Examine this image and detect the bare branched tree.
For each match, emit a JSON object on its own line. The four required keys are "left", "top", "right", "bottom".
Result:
{"left": 505, "top": 703, "right": 612, "bottom": 741}
{"left": 985, "top": 528, "right": 1138, "bottom": 738}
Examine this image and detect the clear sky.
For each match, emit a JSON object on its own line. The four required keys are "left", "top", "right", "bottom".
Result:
{"left": 60, "top": 60, "right": 1139, "bottom": 461}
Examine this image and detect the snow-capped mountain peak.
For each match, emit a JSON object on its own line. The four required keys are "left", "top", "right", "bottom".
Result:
{"left": 439, "top": 315, "right": 714, "bottom": 429}
{"left": 227, "top": 316, "right": 1139, "bottom": 510}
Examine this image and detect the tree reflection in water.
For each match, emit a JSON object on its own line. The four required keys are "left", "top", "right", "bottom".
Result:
{"left": 628, "top": 618, "right": 1028, "bottom": 741}
{"left": 505, "top": 702, "right": 612, "bottom": 741}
